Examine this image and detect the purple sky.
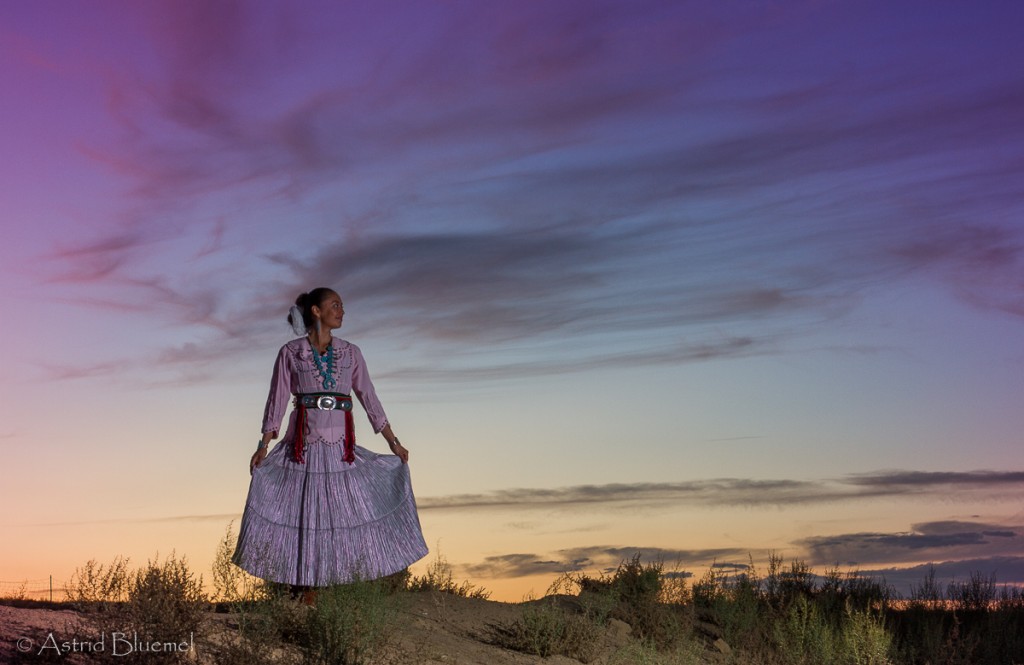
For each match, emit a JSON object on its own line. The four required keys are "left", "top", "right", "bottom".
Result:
{"left": 1, "top": 1, "right": 1023, "bottom": 599}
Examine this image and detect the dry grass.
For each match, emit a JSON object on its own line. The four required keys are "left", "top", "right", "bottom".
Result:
{"left": 2, "top": 528, "right": 1018, "bottom": 664}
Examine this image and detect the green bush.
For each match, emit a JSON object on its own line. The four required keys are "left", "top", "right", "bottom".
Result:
{"left": 304, "top": 579, "right": 398, "bottom": 665}
{"left": 840, "top": 606, "right": 893, "bottom": 665}
{"left": 405, "top": 550, "right": 490, "bottom": 599}
{"left": 488, "top": 596, "right": 605, "bottom": 662}
{"left": 562, "top": 554, "right": 693, "bottom": 650}
{"left": 713, "top": 569, "right": 764, "bottom": 652}
{"left": 772, "top": 594, "right": 838, "bottom": 664}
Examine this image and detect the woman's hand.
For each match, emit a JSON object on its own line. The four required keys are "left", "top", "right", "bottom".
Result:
{"left": 380, "top": 424, "right": 408, "bottom": 464}
{"left": 388, "top": 439, "right": 409, "bottom": 464}
{"left": 250, "top": 431, "right": 277, "bottom": 474}
{"left": 250, "top": 447, "right": 268, "bottom": 474}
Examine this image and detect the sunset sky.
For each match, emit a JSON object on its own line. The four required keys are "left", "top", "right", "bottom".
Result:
{"left": 2, "top": 0, "right": 1023, "bottom": 602}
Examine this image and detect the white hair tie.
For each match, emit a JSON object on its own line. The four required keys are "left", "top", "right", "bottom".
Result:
{"left": 288, "top": 305, "right": 307, "bottom": 336}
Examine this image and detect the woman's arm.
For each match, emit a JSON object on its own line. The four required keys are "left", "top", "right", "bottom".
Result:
{"left": 250, "top": 345, "right": 292, "bottom": 473}
{"left": 261, "top": 345, "right": 293, "bottom": 434}
{"left": 351, "top": 344, "right": 408, "bottom": 463}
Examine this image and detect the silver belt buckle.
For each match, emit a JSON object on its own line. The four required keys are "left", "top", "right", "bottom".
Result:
{"left": 316, "top": 395, "right": 337, "bottom": 410}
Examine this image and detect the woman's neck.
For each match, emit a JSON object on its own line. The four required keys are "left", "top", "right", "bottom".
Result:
{"left": 308, "top": 329, "right": 332, "bottom": 353}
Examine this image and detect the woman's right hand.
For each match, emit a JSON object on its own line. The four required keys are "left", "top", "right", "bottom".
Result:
{"left": 250, "top": 447, "right": 268, "bottom": 474}
{"left": 250, "top": 431, "right": 276, "bottom": 474}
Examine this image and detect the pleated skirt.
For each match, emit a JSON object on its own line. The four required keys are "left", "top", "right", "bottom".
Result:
{"left": 232, "top": 433, "right": 429, "bottom": 586}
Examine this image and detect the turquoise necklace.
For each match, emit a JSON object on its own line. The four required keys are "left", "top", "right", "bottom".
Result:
{"left": 310, "top": 339, "right": 337, "bottom": 391}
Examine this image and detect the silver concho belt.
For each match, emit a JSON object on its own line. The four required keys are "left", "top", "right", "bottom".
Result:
{"left": 296, "top": 394, "right": 353, "bottom": 411}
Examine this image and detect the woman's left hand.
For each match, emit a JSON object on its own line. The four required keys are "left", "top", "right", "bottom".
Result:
{"left": 388, "top": 440, "right": 409, "bottom": 464}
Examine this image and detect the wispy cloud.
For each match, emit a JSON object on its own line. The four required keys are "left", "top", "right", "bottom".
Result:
{"left": 27, "top": 1, "right": 1024, "bottom": 386}
{"left": 845, "top": 471, "right": 1024, "bottom": 492}
{"left": 26, "top": 469, "right": 1020, "bottom": 526}
{"left": 460, "top": 545, "right": 744, "bottom": 578}
{"left": 797, "top": 519, "right": 1022, "bottom": 567}
{"left": 419, "top": 470, "right": 1024, "bottom": 512}
{"left": 14, "top": 513, "right": 241, "bottom": 528}
{"left": 41, "top": 360, "right": 129, "bottom": 381}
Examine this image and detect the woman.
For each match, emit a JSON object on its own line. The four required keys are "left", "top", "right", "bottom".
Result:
{"left": 232, "top": 287, "right": 428, "bottom": 595}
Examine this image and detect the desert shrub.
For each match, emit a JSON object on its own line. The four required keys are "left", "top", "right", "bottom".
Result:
{"left": 947, "top": 572, "right": 997, "bottom": 612}
{"left": 976, "top": 597, "right": 1024, "bottom": 664}
{"left": 765, "top": 554, "right": 817, "bottom": 611}
{"left": 909, "top": 565, "right": 943, "bottom": 605}
{"left": 772, "top": 594, "right": 841, "bottom": 664}
{"left": 844, "top": 573, "right": 893, "bottom": 614}
{"left": 769, "top": 593, "right": 893, "bottom": 665}
{"left": 611, "top": 554, "right": 663, "bottom": 609}
{"left": 998, "top": 583, "right": 1024, "bottom": 609}
{"left": 67, "top": 552, "right": 207, "bottom": 664}
{"left": 691, "top": 565, "right": 726, "bottom": 609}
{"left": 208, "top": 583, "right": 306, "bottom": 665}
{"left": 888, "top": 571, "right": 1024, "bottom": 664}
{"left": 606, "top": 555, "right": 690, "bottom": 647}
{"left": 124, "top": 553, "right": 207, "bottom": 640}
{"left": 303, "top": 578, "right": 399, "bottom": 665}
{"left": 205, "top": 526, "right": 304, "bottom": 663}
{"left": 405, "top": 550, "right": 490, "bottom": 599}
{"left": 65, "top": 556, "right": 132, "bottom": 608}
{"left": 568, "top": 554, "right": 692, "bottom": 649}
{"left": 488, "top": 596, "right": 605, "bottom": 662}
{"left": 814, "top": 567, "right": 893, "bottom": 642}
{"left": 890, "top": 606, "right": 950, "bottom": 665}
{"left": 839, "top": 607, "right": 893, "bottom": 665}
{"left": 211, "top": 522, "right": 268, "bottom": 605}
{"left": 660, "top": 568, "right": 693, "bottom": 606}
{"left": 715, "top": 568, "right": 764, "bottom": 652}
{"left": 895, "top": 582, "right": 1024, "bottom": 665}
{"left": 210, "top": 553, "right": 397, "bottom": 665}
{"left": 544, "top": 552, "right": 1023, "bottom": 665}
{"left": 0, "top": 580, "right": 29, "bottom": 601}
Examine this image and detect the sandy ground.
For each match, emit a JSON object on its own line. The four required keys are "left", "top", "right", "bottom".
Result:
{"left": 1, "top": 603, "right": 97, "bottom": 664}
{"left": 1, "top": 594, "right": 726, "bottom": 664}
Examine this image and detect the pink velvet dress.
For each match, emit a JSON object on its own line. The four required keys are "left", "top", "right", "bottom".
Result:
{"left": 232, "top": 336, "right": 428, "bottom": 586}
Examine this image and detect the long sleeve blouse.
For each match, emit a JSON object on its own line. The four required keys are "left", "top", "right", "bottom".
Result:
{"left": 261, "top": 337, "right": 389, "bottom": 440}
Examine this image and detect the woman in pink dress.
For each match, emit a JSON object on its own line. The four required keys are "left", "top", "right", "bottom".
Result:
{"left": 232, "top": 287, "right": 428, "bottom": 594}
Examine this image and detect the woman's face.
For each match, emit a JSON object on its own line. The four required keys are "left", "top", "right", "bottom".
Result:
{"left": 313, "top": 292, "right": 344, "bottom": 330}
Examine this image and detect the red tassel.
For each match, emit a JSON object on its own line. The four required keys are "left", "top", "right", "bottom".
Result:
{"left": 293, "top": 404, "right": 307, "bottom": 464}
{"left": 343, "top": 408, "right": 355, "bottom": 465}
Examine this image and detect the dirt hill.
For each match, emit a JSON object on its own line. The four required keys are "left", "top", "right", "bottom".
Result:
{"left": 1, "top": 593, "right": 729, "bottom": 664}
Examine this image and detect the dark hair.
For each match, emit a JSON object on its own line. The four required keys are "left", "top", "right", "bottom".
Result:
{"left": 288, "top": 287, "right": 337, "bottom": 331}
